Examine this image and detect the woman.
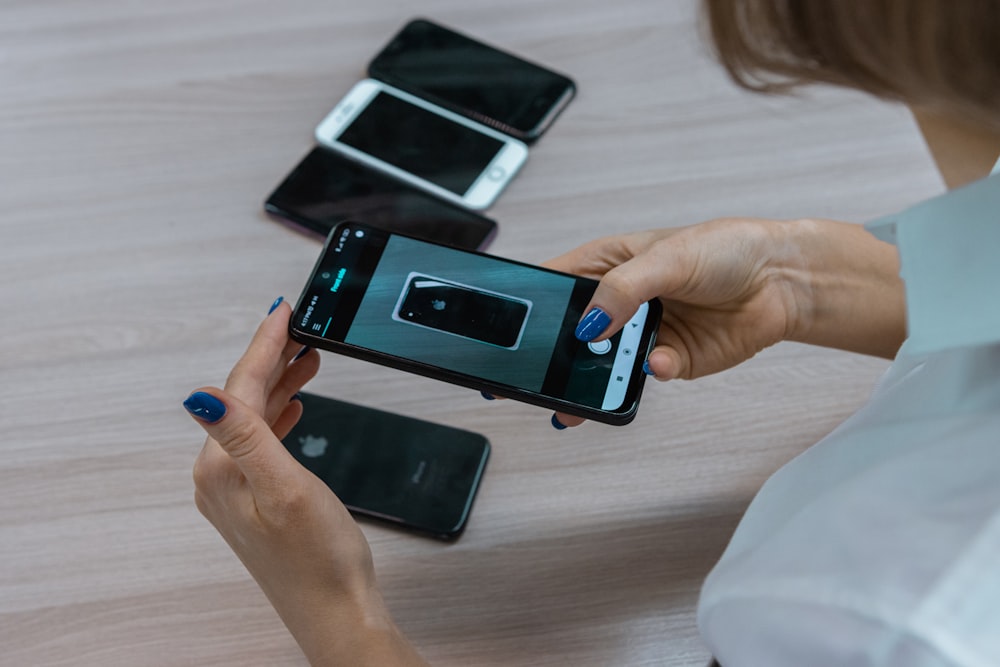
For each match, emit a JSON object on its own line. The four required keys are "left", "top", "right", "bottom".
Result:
{"left": 185, "top": 1, "right": 1000, "bottom": 664}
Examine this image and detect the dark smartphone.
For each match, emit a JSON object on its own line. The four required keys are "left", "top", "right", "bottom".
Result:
{"left": 264, "top": 147, "right": 498, "bottom": 251}
{"left": 367, "top": 18, "right": 576, "bottom": 143}
{"left": 392, "top": 272, "right": 531, "bottom": 349}
{"left": 289, "top": 222, "right": 662, "bottom": 425}
{"left": 282, "top": 391, "right": 490, "bottom": 540}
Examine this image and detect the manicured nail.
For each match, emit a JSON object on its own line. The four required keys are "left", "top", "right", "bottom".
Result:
{"left": 183, "top": 391, "right": 226, "bottom": 423}
{"left": 551, "top": 414, "right": 567, "bottom": 430}
{"left": 643, "top": 359, "right": 655, "bottom": 376}
{"left": 481, "top": 390, "right": 495, "bottom": 400}
{"left": 292, "top": 346, "right": 311, "bottom": 362}
{"left": 575, "top": 307, "right": 611, "bottom": 342}
{"left": 268, "top": 296, "right": 284, "bottom": 314}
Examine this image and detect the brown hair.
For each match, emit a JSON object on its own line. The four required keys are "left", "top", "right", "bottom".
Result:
{"left": 703, "top": 0, "right": 1000, "bottom": 129}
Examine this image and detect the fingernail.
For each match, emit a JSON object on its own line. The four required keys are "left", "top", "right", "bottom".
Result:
{"left": 481, "top": 390, "right": 495, "bottom": 400}
{"left": 268, "top": 296, "right": 284, "bottom": 314}
{"left": 643, "top": 359, "right": 655, "bottom": 376}
{"left": 292, "top": 346, "right": 311, "bottom": 362}
{"left": 290, "top": 392, "right": 302, "bottom": 403}
{"left": 551, "top": 414, "right": 567, "bottom": 430}
{"left": 183, "top": 391, "right": 226, "bottom": 424}
{"left": 575, "top": 308, "right": 611, "bottom": 342}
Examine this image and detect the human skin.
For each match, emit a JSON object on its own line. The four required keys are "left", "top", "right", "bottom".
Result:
{"left": 188, "top": 303, "right": 428, "bottom": 667}
{"left": 546, "top": 217, "right": 906, "bottom": 427}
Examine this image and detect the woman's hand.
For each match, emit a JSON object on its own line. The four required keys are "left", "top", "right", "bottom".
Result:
{"left": 187, "top": 299, "right": 427, "bottom": 666}
{"left": 546, "top": 218, "right": 905, "bottom": 427}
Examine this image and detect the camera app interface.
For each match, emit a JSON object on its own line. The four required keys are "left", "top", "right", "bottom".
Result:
{"left": 296, "top": 224, "right": 647, "bottom": 410}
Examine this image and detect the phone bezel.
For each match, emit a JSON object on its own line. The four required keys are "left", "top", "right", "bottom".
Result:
{"left": 289, "top": 223, "right": 661, "bottom": 426}
{"left": 367, "top": 17, "right": 577, "bottom": 143}
{"left": 314, "top": 79, "right": 528, "bottom": 210}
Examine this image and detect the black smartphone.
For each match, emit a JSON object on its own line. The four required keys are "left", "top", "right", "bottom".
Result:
{"left": 282, "top": 392, "right": 490, "bottom": 540}
{"left": 289, "top": 222, "right": 662, "bottom": 425}
{"left": 264, "top": 147, "right": 498, "bottom": 251}
{"left": 392, "top": 273, "right": 531, "bottom": 349}
{"left": 367, "top": 18, "right": 576, "bottom": 143}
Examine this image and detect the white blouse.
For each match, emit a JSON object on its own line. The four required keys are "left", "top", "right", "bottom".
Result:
{"left": 698, "top": 171, "right": 1000, "bottom": 667}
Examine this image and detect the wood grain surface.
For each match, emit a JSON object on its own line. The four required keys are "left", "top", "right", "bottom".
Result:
{"left": 0, "top": 1, "right": 942, "bottom": 665}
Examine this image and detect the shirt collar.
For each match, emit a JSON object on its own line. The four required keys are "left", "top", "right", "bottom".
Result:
{"left": 866, "top": 170, "right": 1000, "bottom": 355}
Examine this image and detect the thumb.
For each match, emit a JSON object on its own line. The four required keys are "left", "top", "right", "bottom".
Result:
{"left": 184, "top": 388, "right": 299, "bottom": 493}
{"left": 574, "top": 246, "right": 679, "bottom": 343}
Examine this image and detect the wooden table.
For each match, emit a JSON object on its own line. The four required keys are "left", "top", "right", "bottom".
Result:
{"left": 0, "top": 1, "right": 942, "bottom": 664}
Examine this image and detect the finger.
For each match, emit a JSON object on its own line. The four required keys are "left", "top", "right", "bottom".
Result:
{"left": 225, "top": 300, "right": 302, "bottom": 407}
{"left": 542, "top": 233, "right": 648, "bottom": 277}
{"left": 574, "top": 240, "right": 690, "bottom": 343}
{"left": 272, "top": 397, "right": 305, "bottom": 441}
{"left": 183, "top": 387, "right": 301, "bottom": 496}
{"left": 551, "top": 412, "right": 586, "bottom": 429}
{"left": 264, "top": 350, "right": 321, "bottom": 425}
{"left": 643, "top": 344, "right": 685, "bottom": 382}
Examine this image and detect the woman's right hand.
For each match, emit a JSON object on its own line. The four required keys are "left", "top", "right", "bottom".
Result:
{"left": 546, "top": 217, "right": 905, "bottom": 426}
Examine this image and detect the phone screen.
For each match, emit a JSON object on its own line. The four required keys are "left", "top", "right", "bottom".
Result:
{"left": 337, "top": 90, "right": 505, "bottom": 197}
{"left": 282, "top": 392, "right": 489, "bottom": 539}
{"left": 368, "top": 18, "right": 576, "bottom": 141}
{"left": 290, "top": 222, "right": 659, "bottom": 423}
{"left": 264, "top": 148, "right": 497, "bottom": 250}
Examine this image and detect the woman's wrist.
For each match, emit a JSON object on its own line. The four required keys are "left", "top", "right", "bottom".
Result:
{"left": 771, "top": 218, "right": 906, "bottom": 358}
{"left": 287, "top": 586, "right": 428, "bottom": 667}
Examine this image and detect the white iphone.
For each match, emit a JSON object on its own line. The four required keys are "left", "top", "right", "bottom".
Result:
{"left": 314, "top": 79, "right": 529, "bottom": 210}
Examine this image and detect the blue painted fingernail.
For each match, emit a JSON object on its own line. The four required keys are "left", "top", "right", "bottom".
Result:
{"left": 183, "top": 391, "right": 227, "bottom": 423}
{"left": 268, "top": 296, "right": 284, "bottom": 314}
{"left": 551, "top": 414, "right": 567, "bottom": 430}
{"left": 292, "top": 346, "right": 311, "bottom": 362}
{"left": 481, "top": 391, "right": 495, "bottom": 400}
{"left": 643, "top": 360, "right": 655, "bottom": 376}
{"left": 575, "top": 307, "right": 611, "bottom": 342}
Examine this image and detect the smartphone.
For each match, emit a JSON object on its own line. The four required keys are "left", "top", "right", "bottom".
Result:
{"left": 282, "top": 392, "right": 490, "bottom": 540}
{"left": 264, "top": 147, "right": 497, "bottom": 250}
{"left": 314, "top": 79, "right": 528, "bottom": 210}
{"left": 289, "top": 222, "right": 662, "bottom": 425}
{"left": 391, "top": 272, "right": 531, "bottom": 350}
{"left": 368, "top": 18, "right": 576, "bottom": 143}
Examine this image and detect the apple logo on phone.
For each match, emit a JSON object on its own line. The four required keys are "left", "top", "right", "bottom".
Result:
{"left": 431, "top": 299, "right": 446, "bottom": 311}
{"left": 299, "top": 434, "right": 329, "bottom": 458}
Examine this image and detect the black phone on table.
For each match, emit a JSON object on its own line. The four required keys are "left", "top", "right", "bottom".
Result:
{"left": 368, "top": 18, "right": 576, "bottom": 143}
{"left": 282, "top": 392, "right": 490, "bottom": 540}
{"left": 289, "top": 222, "right": 662, "bottom": 426}
{"left": 264, "top": 147, "right": 497, "bottom": 251}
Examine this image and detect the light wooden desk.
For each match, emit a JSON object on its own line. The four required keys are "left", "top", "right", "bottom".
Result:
{"left": 0, "top": 1, "right": 942, "bottom": 665}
